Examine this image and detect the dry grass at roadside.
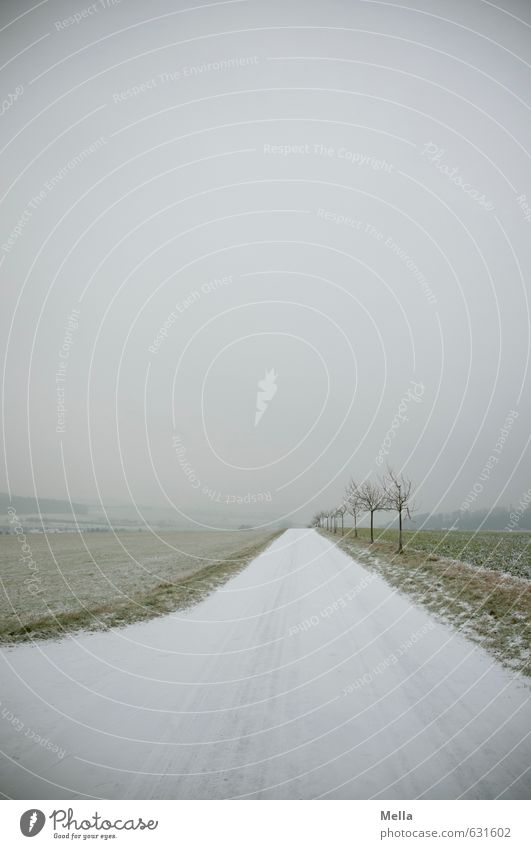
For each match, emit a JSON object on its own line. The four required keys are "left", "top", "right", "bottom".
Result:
{"left": 0, "top": 530, "right": 281, "bottom": 644}
{"left": 321, "top": 528, "right": 530, "bottom": 675}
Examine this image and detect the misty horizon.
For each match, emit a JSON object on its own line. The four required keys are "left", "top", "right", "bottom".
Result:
{"left": 2, "top": 0, "right": 530, "bottom": 532}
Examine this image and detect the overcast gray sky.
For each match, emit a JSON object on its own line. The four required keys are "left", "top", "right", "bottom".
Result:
{"left": 1, "top": 0, "right": 530, "bottom": 528}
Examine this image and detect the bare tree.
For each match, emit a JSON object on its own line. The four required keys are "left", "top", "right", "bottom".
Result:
{"left": 383, "top": 468, "right": 414, "bottom": 553}
{"left": 358, "top": 480, "right": 388, "bottom": 543}
{"left": 336, "top": 504, "right": 346, "bottom": 535}
{"left": 344, "top": 479, "right": 362, "bottom": 538}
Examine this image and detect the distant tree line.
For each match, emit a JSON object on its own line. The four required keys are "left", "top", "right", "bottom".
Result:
{"left": 0, "top": 493, "right": 88, "bottom": 514}
{"left": 311, "top": 468, "right": 414, "bottom": 553}
{"left": 415, "top": 506, "right": 531, "bottom": 532}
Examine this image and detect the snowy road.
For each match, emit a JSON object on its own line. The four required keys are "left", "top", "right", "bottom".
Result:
{"left": 1, "top": 529, "right": 529, "bottom": 799}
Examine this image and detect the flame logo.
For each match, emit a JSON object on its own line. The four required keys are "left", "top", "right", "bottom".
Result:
{"left": 254, "top": 369, "right": 277, "bottom": 427}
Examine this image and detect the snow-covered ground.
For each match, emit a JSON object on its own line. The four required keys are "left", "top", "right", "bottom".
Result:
{"left": 0, "top": 529, "right": 529, "bottom": 799}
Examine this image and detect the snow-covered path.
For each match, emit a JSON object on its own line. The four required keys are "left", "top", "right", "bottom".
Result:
{"left": 1, "top": 529, "right": 529, "bottom": 799}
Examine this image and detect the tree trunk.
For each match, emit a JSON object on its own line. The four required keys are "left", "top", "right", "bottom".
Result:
{"left": 341, "top": 513, "right": 344, "bottom": 535}
{"left": 370, "top": 510, "right": 374, "bottom": 543}
{"left": 397, "top": 507, "right": 403, "bottom": 553}
{"left": 354, "top": 515, "right": 357, "bottom": 538}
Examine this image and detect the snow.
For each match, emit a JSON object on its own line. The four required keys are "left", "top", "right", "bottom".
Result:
{"left": 0, "top": 529, "right": 529, "bottom": 799}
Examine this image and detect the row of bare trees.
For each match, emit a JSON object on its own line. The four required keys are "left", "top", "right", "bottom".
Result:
{"left": 311, "top": 468, "right": 414, "bottom": 553}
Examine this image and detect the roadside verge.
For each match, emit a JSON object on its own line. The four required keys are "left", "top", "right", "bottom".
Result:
{"left": 320, "top": 529, "right": 530, "bottom": 676}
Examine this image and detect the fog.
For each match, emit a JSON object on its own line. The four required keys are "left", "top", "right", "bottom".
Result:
{"left": 1, "top": 0, "right": 530, "bottom": 529}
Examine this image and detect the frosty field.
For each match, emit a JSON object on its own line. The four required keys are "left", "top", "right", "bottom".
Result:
{"left": 0, "top": 529, "right": 279, "bottom": 643}
{"left": 359, "top": 528, "right": 531, "bottom": 581}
